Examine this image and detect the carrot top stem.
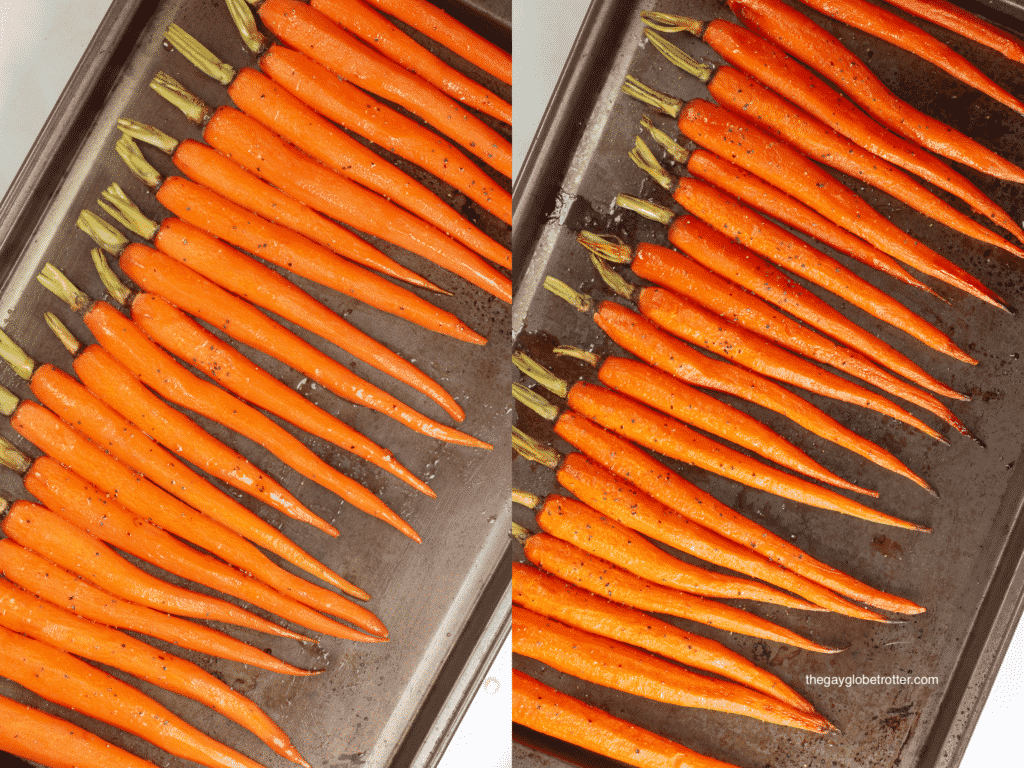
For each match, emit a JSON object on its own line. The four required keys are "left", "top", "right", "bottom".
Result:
{"left": 511, "top": 491, "right": 541, "bottom": 511}
{"left": 0, "top": 384, "right": 18, "bottom": 418}
{"left": 114, "top": 133, "right": 164, "bottom": 189}
{"left": 640, "top": 10, "right": 705, "bottom": 35}
{"left": 513, "top": 352, "right": 568, "bottom": 398}
{"left": 90, "top": 249, "right": 132, "bottom": 306}
{"left": 627, "top": 136, "right": 675, "bottom": 191}
{"left": 552, "top": 346, "right": 599, "bottom": 366}
{"left": 118, "top": 119, "right": 179, "bottom": 155}
{"left": 543, "top": 276, "right": 594, "bottom": 313}
{"left": 37, "top": 265, "right": 92, "bottom": 314}
{"left": 76, "top": 210, "right": 130, "bottom": 255}
{"left": 576, "top": 231, "right": 633, "bottom": 264}
{"left": 44, "top": 313, "right": 81, "bottom": 356}
{"left": 0, "top": 329, "right": 35, "bottom": 382}
{"left": 639, "top": 115, "right": 691, "bottom": 164}
{"left": 98, "top": 183, "right": 159, "bottom": 240}
{"left": 0, "top": 434, "right": 32, "bottom": 474}
{"left": 644, "top": 28, "right": 713, "bottom": 82}
{"left": 511, "top": 425, "right": 561, "bottom": 468}
{"left": 615, "top": 194, "right": 675, "bottom": 226}
{"left": 513, "top": 383, "right": 559, "bottom": 422}
{"left": 621, "top": 75, "right": 684, "bottom": 118}
{"left": 587, "top": 253, "right": 638, "bottom": 301}
{"left": 224, "top": 0, "right": 268, "bottom": 54}
{"left": 165, "top": 24, "right": 235, "bottom": 85}
{"left": 151, "top": 71, "right": 211, "bottom": 125}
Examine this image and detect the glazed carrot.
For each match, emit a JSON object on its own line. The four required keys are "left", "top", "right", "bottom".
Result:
{"left": 512, "top": 606, "right": 833, "bottom": 732}
{"left": 256, "top": 45, "right": 512, "bottom": 223}
{"left": 512, "top": 564, "right": 815, "bottom": 712}
{"left": 533, "top": 493, "right": 823, "bottom": 610}
{"left": 546, "top": 280, "right": 931, "bottom": 490}
{"left": 18, "top": 454, "right": 387, "bottom": 641}
{"left": 675, "top": 98, "right": 1006, "bottom": 308}
{"left": 882, "top": 0, "right": 1024, "bottom": 67}
{"left": 0, "top": 578, "right": 309, "bottom": 766}
{"left": 0, "top": 539, "right": 318, "bottom": 675}
{"left": 551, "top": 409, "right": 926, "bottom": 615}
{"left": 310, "top": 0, "right": 511, "bottom": 124}
{"left": 113, "top": 242, "right": 488, "bottom": 448}
{"left": 9, "top": 400, "right": 388, "bottom": 635}
{"left": 0, "top": 623, "right": 271, "bottom": 768}
{"left": 0, "top": 693, "right": 162, "bottom": 768}
{"left": 728, "top": 0, "right": 1024, "bottom": 185}
{"left": 512, "top": 670, "right": 741, "bottom": 768}
{"left": 0, "top": 499, "right": 311, "bottom": 642}
{"left": 361, "top": 0, "right": 512, "bottom": 84}
{"left": 516, "top": 527, "right": 843, "bottom": 651}
{"left": 258, "top": 0, "right": 512, "bottom": 176}
{"left": 39, "top": 267, "right": 418, "bottom": 542}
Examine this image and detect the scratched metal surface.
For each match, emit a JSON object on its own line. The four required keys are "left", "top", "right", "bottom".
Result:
{"left": 511, "top": 0, "right": 1024, "bottom": 766}
{"left": 0, "top": 1, "right": 511, "bottom": 767}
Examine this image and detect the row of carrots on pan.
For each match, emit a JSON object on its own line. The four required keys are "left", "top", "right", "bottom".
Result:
{"left": 511, "top": 0, "right": 1024, "bottom": 764}
{"left": 0, "top": 0, "right": 510, "bottom": 767}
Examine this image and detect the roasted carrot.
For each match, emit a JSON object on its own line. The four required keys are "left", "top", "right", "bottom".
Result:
{"left": 533, "top": 493, "right": 823, "bottom": 610}
{"left": 40, "top": 266, "right": 418, "bottom": 542}
{"left": 728, "top": 0, "right": 1024, "bottom": 185}
{"left": 255, "top": 45, "right": 512, "bottom": 223}
{"left": 512, "top": 670, "right": 741, "bottom": 768}
{"left": 0, "top": 499, "right": 310, "bottom": 642}
{"left": 512, "top": 606, "right": 833, "bottom": 732}
{"left": 113, "top": 242, "right": 488, "bottom": 448}
{"left": 8, "top": 399, "right": 388, "bottom": 635}
{"left": 0, "top": 539, "right": 317, "bottom": 675}
{"left": 0, "top": 693, "right": 161, "bottom": 768}
{"left": 882, "top": 0, "right": 1024, "bottom": 67}
{"left": 674, "top": 98, "right": 1006, "bottom": 308}
{"left": 512, "top": 563, "right": 815, "bottom": 712}
{"left": 545, "top": 280, "right": 931, "bottom": 490}
{"left": 360, "top": 0, "right": 512, "bottom": 84}
{"left": 258, "top": 0, "right": 512, "bottom": 176}
{"left": 551, "top": 409, "right": 926, "bottom": 615}
{"left": 0, "top": 578, "right": 309, "bottom": 766}
{"left": 309, "top": 0, "right": 511, "bottom": 124}
{"left": 0, "top": 623, "right": 271, "bottom": 768}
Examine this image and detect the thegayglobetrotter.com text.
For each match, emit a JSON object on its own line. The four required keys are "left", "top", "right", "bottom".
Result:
{"left": 805, "top": 674, "right": 939, "bottom": 688}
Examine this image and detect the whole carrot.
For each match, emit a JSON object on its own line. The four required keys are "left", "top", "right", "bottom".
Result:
{"left": 360, "top": 0, "right": 512, "bottom": 84}
{"left": 0, "top": 539, "right": 318, "bottom": 675}
{"left": 0, "top": 499, "right": 311, "bottom": 642}
{"left": 258, "top": 0, "right": 512, "bottom": 177}
{"left": 512, "top": 670, "right": 741, "bottom": 768}
{"left": 512, "top": 563, "right": 816, "bottom": 712}
{"left": 0, "top": 623, "right": 271, "bottom": 768}
{"left": 882, "top": 0, "right": 1024, "bottom": 67}
{"left": 0, "top": 693, "right": 161, "bottom": 768}
{"left": 512, "top": 606, "right": 834, "bottom": 732}
{"left": 728, "top": 0, "right": 1024, "bottom": 185}
{"left": 0, "top": 578, "right": 309, "bottom": 766}
{"left": 310, "top": 0, "right": 511, "bottom": 124}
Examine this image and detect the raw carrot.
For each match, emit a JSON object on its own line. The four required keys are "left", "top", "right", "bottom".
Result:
{"left": 0, "top": 499, "right": 311, "bottom": 642}
{"left": 114, "top": 242, "right": 489, "bottom": 448}
{"left": 533, "top": 493, "right": 823, "bottom": 610}
{"left": 512, "top": 563, "right": 816, "bottom": 712}
{"left": 360, "top": 0, "right": 512, "bottom": 84}
{"left": 545, "top": 280, "right": 931, "bottom": 490}
{"left": 512, "top": 606, "right": 834, "bottom": 732}
{"left": 258, "top": 0, "right": 512, "bottom": 176}
{"left": 0, "top": 693, "right": 161, "bottom": 768}
{"left": 728, "top": 0, "right": 1024, "bottom": 185}
{"left": 9, "top": 399, "right": 388, "bottom": 635}
{"left": 882, "top": 0, "right": 1024, "bottom": 67}
{"left": 310, "top": 0, "right": 511, "bottom": 124}
{"left": 675, "top": 97, "right": 1006, "bottom": 308}
{"left": 0, "top": 539, "right": 318, "bottom": 675}
{"left": 18, "top": 454, "right": 386, "bottom": 641}
{"left": 256, "top": 45, "right": 512, "bottom": 223}
{"left": 0, "top": 578, "right": 309, "bottom": 766}
{"left": 551, "top": 409, "right": 926, "bottom": 615}
{"left": 518, "top": 528, "right": 843, "bottom": 651}
{"left": 512, "top": 670, "right": 741, "bottom": 768}
{"left": 0, "top": 623, "right": 271, "bottom": 768}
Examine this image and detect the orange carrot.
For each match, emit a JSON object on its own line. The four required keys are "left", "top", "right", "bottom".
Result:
{"left": 257, "top": 45, "right": 512, "bottom": 223}
{"left": 0, "top": 578, "right": 309, "bottom": 766}
{"left": 0, "top": 692, "right": 162, "bottom": 768}
{"left": 310, "top": 0, "right": 511, "bottom": 124}
{"left": 116, "top": 243, "right": 488, "bottom": 448}
{"left": 258, "top": 0, "right": 512, "bottom": 176}
{"left": 0, "top": 539, "right": 317, "bottom": 675}
{"left": 360, "top": 0, "right": 512, "bottom": 85}
{"left": 882, "top": 0, "right": 1024, "bottom": 67}
{"left": 512, "top": 563, "right": 816, "bottom": 712}
{"left": 0, "top": 623, "right": 271, "bottom": 768}
{"left": 512, "top": 606, "right": 833, "bottom": 732}
{"left": 1, "top": 500, "right": 310, "bottom": 642}
{"left": 512, "top": 670, "right": 741, "bottom": 768}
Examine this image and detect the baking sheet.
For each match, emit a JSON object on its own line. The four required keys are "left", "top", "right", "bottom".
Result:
{"left": 511, "top": 1, "right": 1024, "bottom": 766}
{"left": 0, "top": 1, "right": 511, "bottom": 766}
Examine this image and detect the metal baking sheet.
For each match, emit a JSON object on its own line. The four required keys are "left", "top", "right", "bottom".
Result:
{"left": 511, "top": 0, "right": 1024, "bottom": 766}
{"left": 0, "top": 1, "right": 511, "bottom": 766}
